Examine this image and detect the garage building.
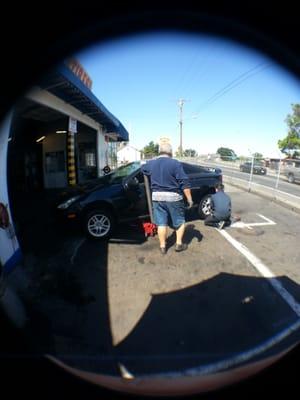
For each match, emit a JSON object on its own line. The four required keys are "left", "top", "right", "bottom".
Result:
{"left": 1, "top": 60, "right": 129, "bottom": 272}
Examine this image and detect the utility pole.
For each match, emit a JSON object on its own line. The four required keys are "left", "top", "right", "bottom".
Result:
{"left": 178, "top": 98, "right": 188, "bottom": 157}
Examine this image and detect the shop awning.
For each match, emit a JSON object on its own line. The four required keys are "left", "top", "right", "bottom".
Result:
{"left": 39, "top": 64, "right": 129, "bottom": 142}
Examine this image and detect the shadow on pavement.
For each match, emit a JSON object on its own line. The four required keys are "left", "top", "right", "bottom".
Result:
{"left": 113, "top": 272, "right": 300, "bottom": 375}
{"left": 3, "top": 189, "right": 300, "bottom": 385}
{"left": 167, "top": 223, "right": 203, "bottom": 248}
{"left": 9, "top": 265, "right": 300, "bottom": 377}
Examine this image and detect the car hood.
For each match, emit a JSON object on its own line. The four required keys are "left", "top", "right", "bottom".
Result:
{"left": 56, "top": 175, "right": 112, "bottom": 202}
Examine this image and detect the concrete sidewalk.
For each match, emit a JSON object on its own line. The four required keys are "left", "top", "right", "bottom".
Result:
{"left": 223, "top": 175, "right": 300, "bottom": 214}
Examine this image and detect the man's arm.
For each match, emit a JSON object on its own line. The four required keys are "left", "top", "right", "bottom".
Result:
{"left": 175, "top": 162, "right": 193, "bottom": 207}
{"left": 183, "top": 188, "right": 193, "bottom": 203}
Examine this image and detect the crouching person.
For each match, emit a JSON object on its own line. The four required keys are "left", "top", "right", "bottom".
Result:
{"left": 204, "top": 183, "right": 231, "bottom": 230}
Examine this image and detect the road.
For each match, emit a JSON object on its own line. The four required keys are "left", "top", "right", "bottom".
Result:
{"left": 198, "top": 160, "right": 300, "bottom": 198}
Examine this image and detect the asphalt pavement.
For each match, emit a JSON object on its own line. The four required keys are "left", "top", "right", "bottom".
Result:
{"left": 3, "top": 184, "right": 300, "bottom": 381}
{"left": 2, "top": 174, "right": 300, "bottom": 396}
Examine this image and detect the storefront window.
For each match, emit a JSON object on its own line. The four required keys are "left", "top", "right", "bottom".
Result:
{"left": 85, "top": 152, "right": 96, "bottom": 167}
{"left": 107, "top": 141, "right": 118, "bottom": 169}
{"left": 45, "top": 151, "right": 65, "bottom": 173}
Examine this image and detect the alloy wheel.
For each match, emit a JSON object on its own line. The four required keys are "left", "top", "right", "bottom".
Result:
{"left": 87, "top": 213, "right": 111, "bottom": 237}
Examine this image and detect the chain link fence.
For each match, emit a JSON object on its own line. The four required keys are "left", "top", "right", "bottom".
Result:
{"left": 176, "top": 154, "right": 300, "bottom": 211}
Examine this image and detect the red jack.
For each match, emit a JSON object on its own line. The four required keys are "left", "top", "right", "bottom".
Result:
{"left": 142, "top": 221, "right": 157, "bottom": 237}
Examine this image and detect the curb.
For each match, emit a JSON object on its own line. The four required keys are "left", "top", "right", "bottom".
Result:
{"left": 223, "top": 176, "right": 300, "bottom": 215}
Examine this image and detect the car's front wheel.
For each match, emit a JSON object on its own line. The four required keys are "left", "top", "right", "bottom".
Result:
{"left": 84, "top": 209, "right": 115, "bottom": 239}
{"left": 198, "top": 194, "right": 212, "bottom": 219}
{"left": 288, "top": 173, "right": 295, "bottom": 183}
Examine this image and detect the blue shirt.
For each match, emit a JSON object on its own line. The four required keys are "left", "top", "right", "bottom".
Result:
{"left": 141, "top": 156, "right": 191, "bottom": 194}
{"left": 211, "top": 191, "right": 231, "bottom": 219}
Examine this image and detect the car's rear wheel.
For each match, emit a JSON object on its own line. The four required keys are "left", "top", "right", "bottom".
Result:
{"left": 198, "top": 194, "right": 212, "bottom": 219}
{"left": 288, "top": 173, "right": 295, "bottom": 183}
{"left": 84, "top": 209, "right": 115, "bottom": 239}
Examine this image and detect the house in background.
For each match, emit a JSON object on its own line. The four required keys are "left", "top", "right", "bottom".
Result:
{"left": 264, "top": 151, "right": 287, "bottom": 170}
{"left": 117, "top": 142, "right": 142, "bottom": 165}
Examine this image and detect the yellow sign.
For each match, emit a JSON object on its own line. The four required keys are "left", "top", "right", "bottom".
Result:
{"left": 159, "top": 137, "right": 171, "bottom": 146}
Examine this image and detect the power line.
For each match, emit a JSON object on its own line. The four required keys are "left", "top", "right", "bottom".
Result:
{"left": 174, "top": 50, "right": 201, "bottom": 97}
{"left": 200, "top": 62, "right": 266, "bottom": 105}
{"left": 178, "top": 43, "right": 228, "bottom": 99}
{"left": 174, "top": 43, "right": 222, "bottom": 99}
{"left": 191, "top": 62, "right": 271, "bottom": 116}
{"left": 203, "top": 64, "right": 271, "bottom": 109}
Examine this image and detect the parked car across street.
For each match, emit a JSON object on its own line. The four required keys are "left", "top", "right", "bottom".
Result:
{"left": 239, "top": 161, "right": 267, "bottom": 175}
{"left": 55, "top": 161, "right": 223, "bottom": 239}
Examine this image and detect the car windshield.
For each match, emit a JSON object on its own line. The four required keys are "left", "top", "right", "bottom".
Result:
{"left": 109, "top": 162, "right": 141, "bottom": 184}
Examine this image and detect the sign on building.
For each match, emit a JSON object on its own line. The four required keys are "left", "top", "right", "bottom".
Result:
{"left": 68, "top": 117, "right": 77, "bottom": 133}
{"left": 66, "top": 58, "right": 93, "bottom": 90}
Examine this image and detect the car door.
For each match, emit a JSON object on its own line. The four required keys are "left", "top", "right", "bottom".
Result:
{"left": 244, "top": 162, "right": 251, "bottom": 172}
{"left": 122, "top": 170, "right": 149, "bottom": 220}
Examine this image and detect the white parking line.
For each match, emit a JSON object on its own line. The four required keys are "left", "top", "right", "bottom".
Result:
{"left": 256, "top": 214, "right": 276, "bottom": 224}
{"left": 218, "top": 229, "right": 300, "bottom": 317}
{"left": 231, "top": 213, "right": 276, "bottom": 229}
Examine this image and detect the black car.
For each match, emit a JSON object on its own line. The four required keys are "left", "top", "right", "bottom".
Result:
{"left": 56, "top": 161, "right": 222, "bottom": 239}
{"left": 239, "top": 161, "right": 267, "bottom": 175}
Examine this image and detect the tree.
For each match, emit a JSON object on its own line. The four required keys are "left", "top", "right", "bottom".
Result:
{"left": 216, "top": 147, "right": 237, "bottom": 161}
{"left": 175, "top": 147, "right": 181, "bottom": 158}
{"left": 278, "top": 104, "right": 300, "bottom": 157}
{"left": 253, "top": 152, "right": 263, "bottom": 161}
{"left": 183, "top": 148, "right": 198, "bottom": 157}
{"left": 142, "top": 141, "right": 159, "bottom": 159}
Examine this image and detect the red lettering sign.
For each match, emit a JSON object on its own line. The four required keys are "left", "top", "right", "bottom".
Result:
{"left": 66, "top": 59, "right": 93, "bottom": 90}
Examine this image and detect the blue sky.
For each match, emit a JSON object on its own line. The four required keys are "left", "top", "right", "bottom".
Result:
{"left": 76, "top": 31, "right": 300, "bottom": 157}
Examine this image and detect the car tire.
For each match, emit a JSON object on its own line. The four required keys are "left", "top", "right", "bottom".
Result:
{"left": 288, "top": 173, "right": 295, "bottom": 183}
{"left": 84, "top": 209, "right": 115, "bottom": 239}
{"left": 198, "top": 194, "right": 212, "bottom": 219}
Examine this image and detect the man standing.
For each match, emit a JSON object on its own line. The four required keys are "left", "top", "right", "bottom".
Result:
{"left": 141, "top": 142, "right": 193, "bottom": 254}
{"left": 204, "top": 183, "right": 231, "bottom": 229}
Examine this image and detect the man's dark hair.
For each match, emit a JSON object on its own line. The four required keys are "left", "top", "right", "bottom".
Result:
{"left": 215, "top": 183, "right": 224, "bottom": 191}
